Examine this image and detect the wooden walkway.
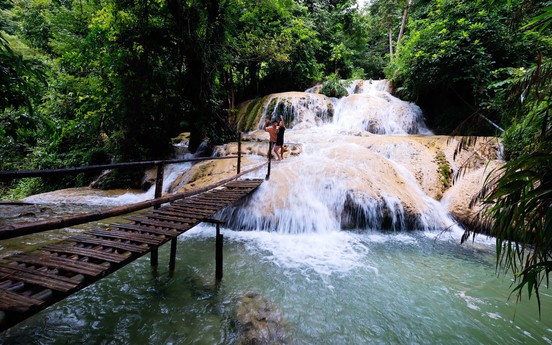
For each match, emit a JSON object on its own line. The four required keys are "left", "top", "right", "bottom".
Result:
{"left": 0, "top": 178, "right": 263, "bottom": 331}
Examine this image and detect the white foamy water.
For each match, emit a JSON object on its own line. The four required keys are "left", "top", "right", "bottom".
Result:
{"left": 184, "top": 224, "right": 373, "bottom": 276}
{"left": 182, "top": 223, "right": 433, "bottom": 279}
{"left": 23, "top": 162, "right": 191, "bottom": 206}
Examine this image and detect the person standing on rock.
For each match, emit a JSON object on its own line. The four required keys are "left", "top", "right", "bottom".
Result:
{"left": 275, "top": 116, "right": 285, "bottom": 160}
{"left": 264, "top": 118, "right": 279, "bottom": 160}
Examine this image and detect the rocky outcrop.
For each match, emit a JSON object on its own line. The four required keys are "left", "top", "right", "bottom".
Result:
{"left": 164, "top": 128, "right": 501, "bottom": 232}
{"left": 441, "top": 160, "right": 503, "bottom": 230}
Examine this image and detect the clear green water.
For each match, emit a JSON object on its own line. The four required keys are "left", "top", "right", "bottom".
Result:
{"left": 1, "top": 226, "right": 551, "bottom": 345}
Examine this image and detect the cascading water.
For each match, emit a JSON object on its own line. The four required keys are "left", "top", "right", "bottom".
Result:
{"left": 222, "top": 79, "right": 460, "bottom": 235}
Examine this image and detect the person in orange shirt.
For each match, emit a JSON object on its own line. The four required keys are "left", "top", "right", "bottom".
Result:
{"left": 264, "top": 119, "right": 279, "bottom": 160}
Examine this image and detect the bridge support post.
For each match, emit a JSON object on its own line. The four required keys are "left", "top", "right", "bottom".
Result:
{"left": 265, "top": 142, "right": 271, "bottom": 180}
{"left": 154, "top": 163, "right": 164, "bottom": 209}
{"left": 204, "top": 218, "right": 225, "bottom": 283}
{"left": 237, "top": 132, "right": 242, "bottom": 174}
{"left": 169, "top": 238, "right": 177, "bottom": 272}
{"left": 151, "top": 247, "right": 158, "bottom": 270}
{"left": 215, "top": 223, "right": 223, "bottom": 283}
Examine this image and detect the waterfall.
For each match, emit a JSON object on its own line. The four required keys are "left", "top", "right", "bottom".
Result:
{"left": 223, "top": 80, "right": 464, "bottom": 234}
{"left": 20, "top": 79, "right": 483, "bottom": 236}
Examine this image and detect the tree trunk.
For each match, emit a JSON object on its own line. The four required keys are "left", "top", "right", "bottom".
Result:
{"left": 397, "top": 1, "right": 409, "bottom": 44}
{"left": 389, "top": 28, "right": 394, "bottom": 61}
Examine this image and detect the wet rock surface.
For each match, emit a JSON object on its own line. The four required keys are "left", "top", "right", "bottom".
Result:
{"left": 232, "top": 292, "right": 288, "bottom": 345}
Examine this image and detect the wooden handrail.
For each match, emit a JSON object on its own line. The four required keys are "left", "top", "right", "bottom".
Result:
{"left": 0, "top": 156, "right": 239, "bottom": 179}
{"left": 0, "top": 162, "right": 267, "bottom": 240}
{"left": 1, "top": 137, "right": 249, "bottom": 201}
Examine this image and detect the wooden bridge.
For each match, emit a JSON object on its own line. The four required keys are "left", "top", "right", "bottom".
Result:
{"left": 0, "top": 153, "right": 271, "bottom": 332}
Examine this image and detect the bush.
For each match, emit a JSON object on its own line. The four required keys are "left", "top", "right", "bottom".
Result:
{"left": 319, "top": 73, "right": 350, "bottom": 98}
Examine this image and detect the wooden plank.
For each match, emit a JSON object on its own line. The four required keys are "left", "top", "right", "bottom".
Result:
{"left": 137, "top": 214, "right": 203, "bottom": 226}
{"left": 202, "top": 192, "right": 248, "bottom": 200}
{"left": 0, "top": 263, "right": 82, "bottom": 285}
{"left": 149, "top": 209, "right": 205, "bottom": 220}
{"left": 112, "top": 223, "right": 183, "bottom": 237}
{"left": 205, "top": 190, "right": 248, "bottom": 196}
{"left": 146, "top": 215, "right": 209, "bottom": 228}
{"left": 68, "top": 235, "right": 149, "bottom": 254}
{"left": 88, "top": 229, "right": 164, "bottom": 245}
{"left": 0, "top": 177, "right": 266, "bottom": 331}
{"left": 171, "top": 200, "right": 221, "bottom": 210}
{"left": 141, "top": 211, "right": 202, "bottom": 223}
{"left": 0, "top": 289, "right": 44, "bottom": 310}
{"left": 40, "top": 245, "right": 130, "bottom": 264}
{"left": 164, "top": 205, "right": 216, "bottom": 216}
{"left": 123, "top": 217, "right": 192, "bottom": 231}
{"left": 0, "top": 265, "right": 78, "bottom": 292}
{"left": 225, "top": 180, "right": 263, "bottom": 188}
{"left": 7, "top": 253, "right": 107, "bottom": 277}
{"left": 182, "top": 199, "right": 228, "bottom": 207}
{"left": 192, "top": 196, "right": 239, "bottom": 203}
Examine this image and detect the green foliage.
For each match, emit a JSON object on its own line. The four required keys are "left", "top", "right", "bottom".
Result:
{"left": 385, "top": 0, "right": 543, "bottom": 134}
{"left": 224, "top": 0, "right": 321, "bottom": 98}
{"left": 468, "top": 147, "right": 552, "bottom": 313}
{"left": 502, "top": 101, "right": 549, "bottom": 160}
{"left": 464, "top": 52, "right": 552, "bottom": 312}
{"left": 356, "top": 9, "right": 388, "bottom": 79}
{"left": 0, "top": 32, "right": 46, "bottom": 112}
{"left": 12, "top": 0, "right": 52, "bottom": 53}
{"left": 319, "top": 73, "right": 350, "bottom": 98}
{"left": 304, "top": 0, "right": 369, "bottom": 78}
{"left": 1, "top": 177, "right": 45, "bottom": 200}
{"left": 1, "top": 0, "right": 385, "bottom": 195}
{"left": 91, "top": 169, "right": 144, "bottom": 190}
{"left": 2, "top": 0, "right": 545, "bottom": 202}
{"left": 500, "top": 58, "right": 552, "bottom": 159}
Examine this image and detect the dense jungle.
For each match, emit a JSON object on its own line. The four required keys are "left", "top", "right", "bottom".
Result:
{"left": 1, "top": 0, "right": 551, "bottom": 312}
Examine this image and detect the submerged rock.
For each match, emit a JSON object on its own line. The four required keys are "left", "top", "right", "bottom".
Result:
{"left": 232, "top": 292, "right": 288, "bottom": 345}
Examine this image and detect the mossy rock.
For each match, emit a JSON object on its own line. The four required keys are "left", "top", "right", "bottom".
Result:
{"left": 435, "top": 150, "right": 452, "bottom": 190}
{"left": 237, "top": 96, "right": 271, "bottom": 132}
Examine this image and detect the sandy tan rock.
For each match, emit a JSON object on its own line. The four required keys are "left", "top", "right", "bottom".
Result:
{"left": 442, "top": 160, "right": 503, "bottom": 227}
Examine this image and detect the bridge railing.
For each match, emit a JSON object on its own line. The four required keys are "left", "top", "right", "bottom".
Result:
{"left": 0, "top": 134, "right": 274, "bottom": 240}
{"left": 1, "top": 133, "right": 274, "bottom": 195}
{"left": 0, "top": 156, "right": 239, "bottom": 201}
{"left": 0, "top": 163, "right": 267, "bottom": 240}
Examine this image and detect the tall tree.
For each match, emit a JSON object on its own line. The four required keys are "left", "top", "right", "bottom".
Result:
{"left": 166, "top": 0, "right": 231, "bottom": 153}
{"left": 369, "top": 0, "right": 406, "bottom": 61}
